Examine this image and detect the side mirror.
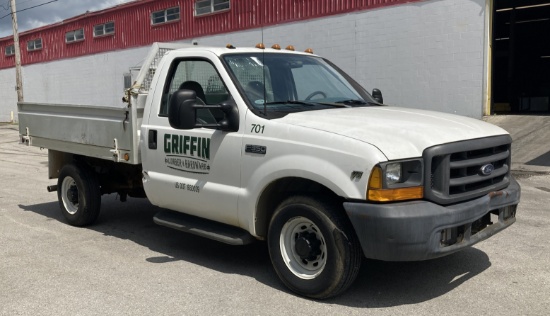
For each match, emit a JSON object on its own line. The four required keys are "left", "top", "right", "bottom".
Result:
{"left": 168, "top": 90, "right": 197, "bottom": 130}
{"left": 168, "top": 89, "right": 239, "bottom": 132}
{"left": 372, "top": 88, "right": 383, "bottom": 104}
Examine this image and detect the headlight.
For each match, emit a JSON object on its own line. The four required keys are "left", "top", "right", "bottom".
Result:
{"left": 385, "top": 163, "right": 402, "bottom": 184}
{"left": 367, "top": 159, "right": 423, "bottom": 202}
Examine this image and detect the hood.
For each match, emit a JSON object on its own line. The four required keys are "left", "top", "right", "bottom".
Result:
{"left": 278, "top": 106, "right": 509, "bottom": 160}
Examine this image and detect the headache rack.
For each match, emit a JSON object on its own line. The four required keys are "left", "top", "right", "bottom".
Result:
{"left": 423, "top": 135, "right": 512, "bottom": 205}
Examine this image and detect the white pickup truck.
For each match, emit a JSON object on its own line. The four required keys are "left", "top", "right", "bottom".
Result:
{"left": 18, "top": 43, "right": 520, "bottom": 299}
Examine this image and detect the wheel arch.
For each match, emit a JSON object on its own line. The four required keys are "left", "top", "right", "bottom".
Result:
{"left": 48, "top": 150, "right": 144, "bottom": 197}
{"left": 254, "top": 177, "right": 345, "bottom": 239}
{"left": 48, "top": 150, "right": 75, "bottom": 179}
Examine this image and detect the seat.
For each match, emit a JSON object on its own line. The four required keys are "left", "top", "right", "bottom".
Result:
{"left": 179, "top": 81, "right": 206, "bottom": 102}
{"left": 244, "top": 81, "right": 265, "bottom": 102}
{"left": 178, "top": 81, "right": 216, "bottom": 124}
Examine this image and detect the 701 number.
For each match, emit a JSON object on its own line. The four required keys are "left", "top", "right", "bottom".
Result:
{"left": 251, "top": 124, "right": 265, "bottom": 134}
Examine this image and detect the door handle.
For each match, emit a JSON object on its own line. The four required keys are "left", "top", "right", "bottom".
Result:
{"left": 148, "top": 130, "right": 157, "bottom": 149}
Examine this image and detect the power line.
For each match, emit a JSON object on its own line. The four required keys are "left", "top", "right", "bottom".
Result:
{"left": 0, "top": 0, "right": 57, "bottom": 19}
{"left": 1, "top": 0, "right": 42, "bottom": 12}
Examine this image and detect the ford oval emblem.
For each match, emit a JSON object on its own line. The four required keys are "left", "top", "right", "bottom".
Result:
{"left": 480, "top": 164, "right": 495, "bottom": 176}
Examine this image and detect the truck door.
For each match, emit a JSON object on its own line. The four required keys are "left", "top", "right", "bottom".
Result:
{"left": 142, "top": 58, "right": 242, "bottom": 226}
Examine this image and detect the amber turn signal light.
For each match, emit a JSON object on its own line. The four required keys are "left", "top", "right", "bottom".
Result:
{"left": 367, "top": 187, "right": 424, "bottom": 202}
{"left": 367, "top": 166, "right": 423, "bottom": 202}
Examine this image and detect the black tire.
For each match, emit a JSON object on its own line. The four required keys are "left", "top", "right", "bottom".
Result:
{"left": 267, "top": 195, "right": 362, "bottom": 299}
{"left": 57, "top": 163, "right": 101, "bottom": 226}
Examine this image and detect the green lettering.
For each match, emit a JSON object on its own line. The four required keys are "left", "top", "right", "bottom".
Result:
{"left": 198, "top": 137, "right": 202, "bottom": 158}
{"left": 202, "top": 138, "right": 210, "bottom": 160}
{"left": 171, "top": 135, "right": 179, "bottom": 154}
{"left": 165, "top": 134, "right": 210, "bottom": 160}
{"left": 164, "top": 134, "right": 171, "bottom": 153}
{"left": 191, "top": 137, "right": 197, "bottom": 156}
{"left": 184, "top": 136, "right": 190, "bottom": 155}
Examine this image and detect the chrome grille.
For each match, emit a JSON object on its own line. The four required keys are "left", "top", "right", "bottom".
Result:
{"left": 423, "top": 135, "right": 512, "bottom": 205}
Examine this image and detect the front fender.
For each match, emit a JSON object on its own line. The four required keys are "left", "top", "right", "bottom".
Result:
{"left": 238, "top": 147, "right": 386, "bottom": 236}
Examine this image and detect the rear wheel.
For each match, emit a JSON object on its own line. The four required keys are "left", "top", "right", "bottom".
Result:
{"left": 57, "top": 163, "right": 101, "bottom": 226}
{"left": 267, "top": 195, "right": 362, "bottom": 299}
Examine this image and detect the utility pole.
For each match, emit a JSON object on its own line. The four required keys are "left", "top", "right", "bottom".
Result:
{"left": 10, "top": 0, "right": 24, "bottom": 102}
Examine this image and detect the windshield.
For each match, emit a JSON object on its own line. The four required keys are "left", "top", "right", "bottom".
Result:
{"left": 222, "top": 53, "right": 376, "bottom": 115}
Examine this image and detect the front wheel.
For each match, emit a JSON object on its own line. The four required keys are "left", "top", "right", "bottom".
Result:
{"left": 267, "top": 196, "right": 362, "bottom": 299}
{"left": 57, "top": 163, "right": 101, "bottom": 226}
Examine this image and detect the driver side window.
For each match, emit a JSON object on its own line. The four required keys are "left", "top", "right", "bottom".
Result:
{"left": 159, "top": 59, "right": 229, "bottom": 120}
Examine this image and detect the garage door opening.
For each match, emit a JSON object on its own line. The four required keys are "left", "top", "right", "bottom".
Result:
{"left": 492, "top": 0, "right": 550, "bottom": 114}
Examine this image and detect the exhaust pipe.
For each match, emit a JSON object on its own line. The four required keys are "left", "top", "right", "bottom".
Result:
{"left": 47, "top": 185, "right": 58, "bottom": 192}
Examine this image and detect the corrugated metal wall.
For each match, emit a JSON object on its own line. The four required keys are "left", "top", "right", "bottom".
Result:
{"left": 0, "top": 0, "right": 420, "bottom": 69}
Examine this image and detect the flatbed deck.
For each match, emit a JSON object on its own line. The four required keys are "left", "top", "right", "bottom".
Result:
{"left": 18, "top": 102, "right": 141, "bottom": 164}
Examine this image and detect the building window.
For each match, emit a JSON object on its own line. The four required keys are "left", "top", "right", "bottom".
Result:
{"left": 5, "top": 45, "right": 15, "bottom": 56}
{"left": 94, "top": 22, "right": 115, "bottom": 37}
{"left": 195, "top": 0, "right": 230, "bottom": 16}
{"left": 66, "top": 29, "right": 84, "bottom": 43}
{"left": 27, "top": 38, "right": 43, "bottom": 51}
{"left": 151, "top": 7, "right": 180, "bottom": 25}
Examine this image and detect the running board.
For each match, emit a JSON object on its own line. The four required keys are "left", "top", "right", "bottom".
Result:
{"left": 153, "top": 210, "right": 255, "bottom": 245}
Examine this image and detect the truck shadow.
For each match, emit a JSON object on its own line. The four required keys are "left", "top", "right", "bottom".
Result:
{"left": 19, "top": 196, "right": 491, "bottom": 307}
{"left": 333, "top": 251, "right": 490, "bottom": 307}
{"left": 526, "top": 150, "right": 550, "bottom": 167}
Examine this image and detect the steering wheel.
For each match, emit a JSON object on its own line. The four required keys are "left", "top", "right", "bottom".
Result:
{"left": 305, "top": 91, "right": 327, "bottom": 100}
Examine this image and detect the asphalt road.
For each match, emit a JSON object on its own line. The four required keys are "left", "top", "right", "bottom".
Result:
{"left": 1, "top": 124, "right": 549, "bottom": 315}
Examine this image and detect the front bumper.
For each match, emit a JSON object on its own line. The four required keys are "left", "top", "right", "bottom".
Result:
{"left": 344, "top": 177, "right": 521, "bottom": 261}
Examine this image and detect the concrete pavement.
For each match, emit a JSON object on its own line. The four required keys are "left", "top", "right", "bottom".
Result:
{"left": 1, "top": 120, "right": 549, "bottom": 315}
{"left": 485, "top": 115, "right": 550, "bottom": 175}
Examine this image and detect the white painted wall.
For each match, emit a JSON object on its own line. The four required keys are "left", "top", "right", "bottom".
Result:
{"left": 195, "top": 0, "right": 487, "bottom": 118}
{"left": 0, "top": 46, "right": 153, "bottom": 122}
{"left": 0, "top": 0, "right": 487, "bottom": 122}
{"left": 0, "top": 67, "right": 18, "bottom": 122}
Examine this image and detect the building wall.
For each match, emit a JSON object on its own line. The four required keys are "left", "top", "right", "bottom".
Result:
{"left": 24, "top": 46, "right": 151, "bottom": 105}
{"left": 0, "top": 0, "right": 488, "bottom": 122}
{"left": 0, "top": 67, "right": 18, "bottom": 121}
{"left": 188, "top": 0, "right": 488, "bottom": 118}
{"left": 0, "top": 0, "right": 420, "bottom": 70}
{"left": 0, "top": 46, "right": 154, "bottom": 122}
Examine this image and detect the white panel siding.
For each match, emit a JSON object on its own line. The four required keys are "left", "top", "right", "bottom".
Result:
{"left": 0, "top": 69, "right": 18, "bottom": 122}
{"left": 0, "top": 0, "right": 487, "bottom": 122}
{"left": 0, "top": 46, "right": 150, "bottom": 122}
{"left": 25, "top": 46, "right": 151, "bottom": 106}
{"left": 195, "top": 0, "right": 487, "bottom": 118}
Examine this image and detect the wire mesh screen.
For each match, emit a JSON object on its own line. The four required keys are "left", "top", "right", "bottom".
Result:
{"left": 140, "top": 47, "right": 174, "bottom": 92}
